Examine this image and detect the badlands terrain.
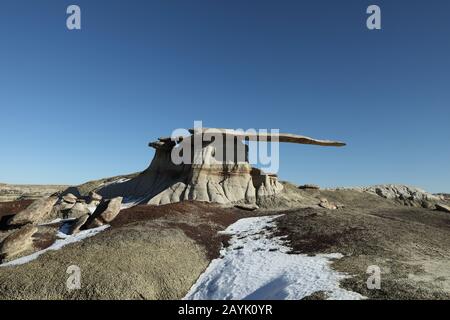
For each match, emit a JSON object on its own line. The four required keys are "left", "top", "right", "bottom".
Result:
{"left": 0, "top": 130, "right": 448, "bottom": 300}
{"left": 0, "top": 179, "right": 449, "bottom": 300}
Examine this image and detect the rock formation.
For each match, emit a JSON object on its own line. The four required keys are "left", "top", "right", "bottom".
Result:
{"left": 70, "top": 214, "right": 90, "bottom": 235}
{"left": 96, "top": 128, "right": 345, "bottom": 206}
{"left": 0, "top": 184, "right": 67, "bottom": 202}
{"left": 0, "top": 225, "right": 38, "bottom": 261}
{"left": 299, "top": 184, "right": 320, "bottom": 190}
{"left": 361, "top": 184, "right": 441, "bottom": 208}
{"left": 83, "top": 197, "right": 123, "bottom": 229}
{"left": 7, "top": 197, "right": 58, "bottom": 226}
{"left": 60, "top": 193, "right": 77, "bottom": 211}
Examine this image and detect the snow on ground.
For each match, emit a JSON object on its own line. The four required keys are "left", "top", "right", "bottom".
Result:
{"left": 184, "top": 215, "right": 365, "bottom": 300}
{"left": 38, "top": 218, "right": 76, "bottom": 226}
{"left": 0, "top": 225, "right": 109, "bottom": 267}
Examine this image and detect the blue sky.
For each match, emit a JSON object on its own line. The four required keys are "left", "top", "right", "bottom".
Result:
{"left": 0, "top": 0, "right": 449, "bottom": 192}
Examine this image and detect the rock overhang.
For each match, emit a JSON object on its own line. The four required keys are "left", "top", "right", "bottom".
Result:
{"left": 97, "top": 128, "right": 346, "bottom": 206}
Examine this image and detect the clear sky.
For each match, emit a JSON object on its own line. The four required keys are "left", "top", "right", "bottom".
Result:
{"left": 0, "top": 0, "right": 449, "bottom": 192}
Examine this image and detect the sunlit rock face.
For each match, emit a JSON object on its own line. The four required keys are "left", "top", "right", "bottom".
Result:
{"left": 97, "top": 128, "right": 345, "bottom": 206}
{"left": 98, "top": 134, "right": 283, "bottom": 206}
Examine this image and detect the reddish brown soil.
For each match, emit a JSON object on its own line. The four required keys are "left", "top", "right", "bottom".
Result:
{"left": 112, "top": 201, "right": 252, "bottom": 259}
{"left": 113, "top": 201, "right": 244, "bottom": 227}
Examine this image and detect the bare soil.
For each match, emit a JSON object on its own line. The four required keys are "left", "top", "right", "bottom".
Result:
{"left": 0, "top": 201, "right": 256, "bottom": 299}
{"left": 113, "top": 201, "right": 252, "bottom": 259}
{"left": 275, "top": 189, "right": 450, "bottom": 299}
{"left": 1, "top": 189, "right": 449, "bottom": 300}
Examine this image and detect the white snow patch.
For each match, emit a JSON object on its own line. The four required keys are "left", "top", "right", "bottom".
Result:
{"left": 38, "top": 218, "right": 76, "bottom": 226}
{"left": 0, "top": 225, "right": 109, "bottom": 267}
{"left": 184, "top": 215, "right": 365, "bottom": 300}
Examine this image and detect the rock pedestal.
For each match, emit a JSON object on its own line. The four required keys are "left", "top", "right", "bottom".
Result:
{"left": 96, "top": 128, "right": 345, "bottom": 206}
{"left": 0, "top": 225, "right": 38, "bottom": 261}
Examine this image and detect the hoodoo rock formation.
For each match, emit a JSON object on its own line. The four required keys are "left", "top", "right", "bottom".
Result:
{"left": 97, "top": 128, "right": 346, "bottom": 206}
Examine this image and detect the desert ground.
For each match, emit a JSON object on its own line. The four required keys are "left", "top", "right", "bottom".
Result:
{"left": 0, "top": 181, "right": 449, "bottom": 300}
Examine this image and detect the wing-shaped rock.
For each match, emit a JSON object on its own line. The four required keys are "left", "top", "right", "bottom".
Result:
{"left": 189, "top": 128, "right": 346, "bottom": 146}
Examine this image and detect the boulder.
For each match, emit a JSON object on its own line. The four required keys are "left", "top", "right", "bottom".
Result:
{"left": 98, "top": 197, "right": 123, "bottom": 222}
{"left": 7, "top": 197, "right": 58, "bottom": 226}
{"left": 362, "top": 185, "right": 440, "bottom": 206}
{"left": 435, "top": 203, "right": 450, "bottom": 213}
{"left": 421, "top": 200, "right": 434, "bottom": 209}
{"left": 95, "top": 128, "right": 345, "bottom": 206}
{"left": 66, "top": 202, "right": 91, "bottom": 219}
{"left": 62, "top": 193, "right": 77, "bottom": 204}
{"left": 84, "top": 197, "right": 123, "bottom": 229}
{"left": 70, "top": 214, "right": 90, "bottom": 235}
{"left": 0, "top": 225, "right": 38, "bottom": 261}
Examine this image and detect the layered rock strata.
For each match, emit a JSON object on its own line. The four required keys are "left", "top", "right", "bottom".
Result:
{"left": 97, "top": 128, "right": 345, "bottom": 206}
